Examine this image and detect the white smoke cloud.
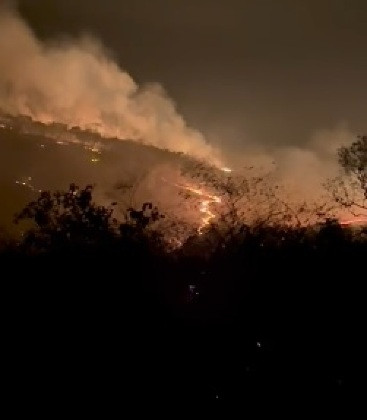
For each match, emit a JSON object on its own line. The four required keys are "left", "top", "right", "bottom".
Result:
{"left": 0, "top": 6, "right": 220, "bottom": 163}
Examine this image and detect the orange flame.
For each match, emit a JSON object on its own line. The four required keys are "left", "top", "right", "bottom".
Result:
{"left": 339, "top": 217, "right": 367, "bottom": 226}
{"left": 163, "top": 167, "right": 231, "bottom": 235}
{"left": 182, "top": 185, "right": 221, "bottom": 234}
{"left": 164, "top": 180, "right": 221, "bottom": 235}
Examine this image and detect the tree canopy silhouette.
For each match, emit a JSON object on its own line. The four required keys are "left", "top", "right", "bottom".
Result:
{"left": 14, "top": 183, "right": 164, "bottom": 254}
{"left": 330, "top": 135, "right": 367, "bottom": 216}
{"left": 338, "top": 135, "right": 367, "bottom": 198}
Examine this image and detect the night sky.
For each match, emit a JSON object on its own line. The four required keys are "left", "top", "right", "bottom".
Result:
{"left": 17, "top": 0, "right": 367, "bottom": 151}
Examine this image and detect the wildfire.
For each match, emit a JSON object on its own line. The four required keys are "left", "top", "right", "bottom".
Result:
{"left": 183, "top": 184, "right": 221, "bottom": 234}
{"left": 164, "top": 181, "right": 221, "bottom": 235}
{"left": 162, "top": 166, "right": 230, "bottom": 235}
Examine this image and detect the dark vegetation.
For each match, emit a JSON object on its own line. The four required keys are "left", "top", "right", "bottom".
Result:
{"left": 2, "top": 137, "right": 366, "bottom": 412}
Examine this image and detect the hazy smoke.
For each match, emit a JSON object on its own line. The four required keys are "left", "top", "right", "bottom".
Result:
{"left": 221, "top": 124, "right": 355, "bottom": 205}
{"left": 0, "top": 6, "right": 220, "bottom": 163}
{"left": 273, "top": 125, "right": 355, "bottom": 198}
{"left": 0, "top": 4, "right": 360, "bottom": 231}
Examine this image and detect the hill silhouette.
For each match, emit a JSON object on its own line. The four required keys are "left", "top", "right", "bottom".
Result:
{"left": 0, "top": 113, "right": 197, "bottom": 232}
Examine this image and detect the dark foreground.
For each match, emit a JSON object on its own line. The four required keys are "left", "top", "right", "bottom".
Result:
{"left": 1, "top": 224, "right": 363, "bottom": 414}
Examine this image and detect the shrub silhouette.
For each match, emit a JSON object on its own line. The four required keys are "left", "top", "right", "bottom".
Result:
{"left": 14, "top": 184, "right": 164, "bottom": 255}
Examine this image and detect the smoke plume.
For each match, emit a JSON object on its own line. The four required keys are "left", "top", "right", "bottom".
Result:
{"left": 0, "top": 3, "right": 360, "bottom": 229}
{"left": 0, "top": 6, "right": 220, "bottom": 163}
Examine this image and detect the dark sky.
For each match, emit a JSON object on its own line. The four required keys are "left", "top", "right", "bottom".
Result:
{"left": 17, "top": 0, "right": 367, "bottom": 150}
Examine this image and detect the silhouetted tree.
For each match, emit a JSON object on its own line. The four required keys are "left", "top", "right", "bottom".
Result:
{"left": 329, "top": 135, "right": 367, "bottom": 216}
{"left": 179, "top": 162, "right": 330, "bottom": 253}
{"left": 14, "top": 184, "right": 116, "bottom": 252}
{"left": 14, "top": 184, "right": 164, "bottom": 254}
{"left": 339, "top": 135, "right": 367, "bottom": 197}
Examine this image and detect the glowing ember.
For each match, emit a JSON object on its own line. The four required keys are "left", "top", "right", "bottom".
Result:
{"left": 15, "top": 176, "right": 40, "bottom": 193}
{"left": 340, "top": 217, "right": 367, "bottom": 226}
{"left": 84, "top": 143, "right": 102, "bottom": 154}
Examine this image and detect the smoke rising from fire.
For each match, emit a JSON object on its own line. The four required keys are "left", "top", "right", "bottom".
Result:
{"left": 0, "top": 3, "right": 363, "bottom": 233}
{"left": 0, "top": 5, "right": 220, "bottom": 163}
